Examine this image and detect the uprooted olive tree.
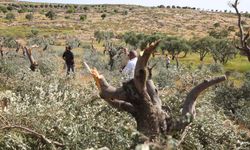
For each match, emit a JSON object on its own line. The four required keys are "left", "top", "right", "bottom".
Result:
{"left": 86, "top": 41, "right": 226, "bottom": 142}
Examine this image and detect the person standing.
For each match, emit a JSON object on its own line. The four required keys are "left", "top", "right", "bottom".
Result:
{"left": 166, "top": 54, "right": 171, "bottom": 69}
{"left": 122, "top": 50, "right": 138, "bottom": 80}
{"left": 62, "top": 46, "right": 74, "bottom": 75}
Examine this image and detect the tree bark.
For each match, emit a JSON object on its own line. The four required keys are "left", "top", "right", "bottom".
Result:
{"left": 87, "top": 41, "right": 226, "bottom": 141}
{"left": 232, "top": 0, "right": 250, "bottom": 62}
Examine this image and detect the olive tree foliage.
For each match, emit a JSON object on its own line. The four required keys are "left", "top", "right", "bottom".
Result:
{"left": 94, "top": 30, "right": 114, "bottom": 54}
{"left": 210, "top": 39, "right": 238, "bottom": 64}
{"left": 94, "top": 30, "right": 114, "bottom": 44}
{"left": 159, "top": 37, "right": 191, "bottom": 58}
{"left": 28, "top": 36, "right": 55, "bottom": 51}
{"left": 190, "top": 36, "right": 217, "bottom": 61}
{"left": 213, "top": 72, "right": 250, "bottom": 129}
{"left": 0, "top": 53, "right": 134, "bottom": 149}
{"left": 123, "top": 32, "right": 164, "bottom": 50}
{"left": 66, "top": 37, "right": 81, "bottom": 49}
{"left": 25, "top": 13, "right": 33, "bottom": 21}
{"left": 45, "top": 10, "right": 56, "bottom": 20}
{"left": 1, "top": 37, "right": 18, "bottom": 48}
{"left": 5, "top": 12, "right": 15, "bottom": 21}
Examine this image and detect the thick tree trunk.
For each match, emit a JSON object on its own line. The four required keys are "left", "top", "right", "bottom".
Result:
{"left": 86, "top": 41, "right": 226, "bottom": 141}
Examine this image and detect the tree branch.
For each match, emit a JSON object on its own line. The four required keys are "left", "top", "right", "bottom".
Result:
{"left": 104, "top": 98, "right": 136, "bottom": 114}
{"left": 24, "top": 47, "right": 38, "bottom": 71}
{"left": 232, "top": 0, "right": 250, "bottom": 61}
{"left": 134, "top": 40, "right": 161, "bottom": 93}
{"left": 0, "top": 125, "right": 64, "bottom": 148}
{"left": 84, "top": 63, "right": 136, "bottom": 114}
{"left": 182, "top": 75, "right": 227, "bottom": 117}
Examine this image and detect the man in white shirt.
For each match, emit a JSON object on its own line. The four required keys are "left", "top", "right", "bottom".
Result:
{"left": 122, "top": 50, "right": 138, "bottom": 80}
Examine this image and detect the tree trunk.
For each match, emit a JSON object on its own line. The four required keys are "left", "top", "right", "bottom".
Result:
{"left": 87, "top": 40, "right": 226, "bottom": 141}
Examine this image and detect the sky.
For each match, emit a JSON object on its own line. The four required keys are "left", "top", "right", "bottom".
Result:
{"left": 20, "top": 0, "right": 250, "bottom": 12}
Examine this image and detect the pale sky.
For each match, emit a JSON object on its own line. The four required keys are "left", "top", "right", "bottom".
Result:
{"left": 20, "top": 0, "right": 250, "bottom": 12}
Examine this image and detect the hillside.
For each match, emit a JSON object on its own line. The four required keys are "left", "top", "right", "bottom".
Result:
{"left": 0, "top": 1, "right": 249, "bottom": 40}
{"left": 0, "top": 1, "right": 250, "bottom": 150}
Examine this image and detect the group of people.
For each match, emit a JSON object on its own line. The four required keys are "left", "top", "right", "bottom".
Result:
{"left": 62, "top": 46, "right": 171, "bottom": 79}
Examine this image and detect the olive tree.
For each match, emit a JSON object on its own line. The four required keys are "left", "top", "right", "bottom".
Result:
{"left": 210, "top": 39, "right": 238, "bottom": 64}
{"left": 191, "top": 36, "right": 217, "bottom": 61}
{"left": 85, "top": 41, "right": 226, "bottom": 144}
{"left": 45, "top": 10, "right": 56, "bottom": 20}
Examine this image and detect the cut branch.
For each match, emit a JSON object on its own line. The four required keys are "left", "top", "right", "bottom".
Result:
{"left": 0, "top": 125, "right": 64, "bottom": 148}
{"left": 182, "top": 75, "right": 227, "bottom": 117}
{"left": 134, "top": 40, "right": 161, "bottom": 93}
{"left": 24, "top": 47, "right": 38, "bottom": 71}
{"left": 85, "top": 62, "right": 136, "bottom": 114}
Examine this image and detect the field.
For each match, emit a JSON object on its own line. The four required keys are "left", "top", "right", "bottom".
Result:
{"left": 0, "top": 1, "right": 250, "bottom": 150}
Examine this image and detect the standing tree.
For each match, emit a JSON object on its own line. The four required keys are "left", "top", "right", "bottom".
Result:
{"left": 80, "top": 14, "right": 87, "bottom": 21}
{"left": 85, "top": 41, "right": 226, "bottom": 144}
{"left": 101, "top": 13, "right": 106, "bottom": 20}
{"left": 191, "top": 36, "right": 216, "bottom": 61}
{"left": 231, "top": 0, "right": 250, "bottom": 61}
{"left": 25, "top": 13, "right": 33, "bottom": 21}
{"left": 210, "top": 39, "right": 238, "bottom": 64}
{"left": 5, "top": 12, "right": 15, "bottom": 22}
{"left": 45, "top": 10, "right": 56, "bottom": 20}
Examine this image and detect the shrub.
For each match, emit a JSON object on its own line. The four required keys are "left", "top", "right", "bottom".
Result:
{"left": 66, "top": 7, "right": 76, "bottom": 13}
{"left": 45, "top": 10, "right": 56, "bottom": 20}
{"left": 79, "top": 14, "right": 87, "bottom": 21}
{"left": 25, "top": 13, "right": 33, "bottom": 21}
{"left": 5, "top": 12, "right": 15, "bottom": 21}
{"left": 0, "top": 5, "right": 8, "bottom": 13}
{"left": 65, "top": 16, "right": 70, "bottom": 19}
{"left": 208, "top": 63, "right": 224, "bottom": 73}
{"left": 101, "top": 13, "right": 106, "bottom": 19}
{"left": 31, "top": 29, "right": 39, "bottom": 36}
{"left": 123, "top": 10, "right": 128, "bottom": 15}
{"left": 213, "top": 22, "right": 220, "bottom": 28}
{"left": 18, "top": 8, "right": 27, "bottom": 13}
{"left": 214, "top": 74, "right": 250, "bottom": 128}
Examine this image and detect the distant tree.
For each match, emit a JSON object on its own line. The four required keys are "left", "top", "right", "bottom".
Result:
{"left": 0, "top": 5, "right": 8, "bottom": 13}
{"left": 7, "top": 6, "right": 13, "bottom": 11}
{"left": 208, "top": 29, "right": 229, "bottom": 39}
{"left": 101, "top": 13, "right": 106, "bottom": 20}
{"left": 113, "top": 9, "right": 118, "bottom": 13}
{"left": 66, "top": 6, "right": 76, "bottom": 13}
{"left": 228, "top": 26, "right": 235, "bottom": 32}
{"left": 31, "top": 29, "right": 39, "bottom": 36}
{"left": 210, "top": 39, "right": 237, "bottom": 64}
{"left": 25, "top": 13, "right": 33, "bottom": 21}
{"left": 83, "top": 6, "right": 89, "bottom": 12}
{"left": 157, "top": 5, "right": 165, "bottom": 8}
{"left": 122, "top": 10, "right": 128, "bottom": 15}
{"left": 45, "top": 10, "right": 56, "bottom": 20}
{"left": 191, "top": 36, "right": 217, "bottom": 61}
{"left": 213, "top": 22, "right": 220, "bottom": 28}
{"left": 65, "top": 16, "right": 70, "bottom": 19}
{"left": 80, "top": 14, "right": 87, "bottom": 21}
{"left": 5, "top": 12, "right": 15, "bottom": 21}
{"left": 123, "top": 32, "right": 140, "bottom": 49}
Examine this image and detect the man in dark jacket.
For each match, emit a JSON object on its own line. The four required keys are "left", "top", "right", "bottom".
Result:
{"left": 63, "top": 46, "right": 74, "bottom": 75}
